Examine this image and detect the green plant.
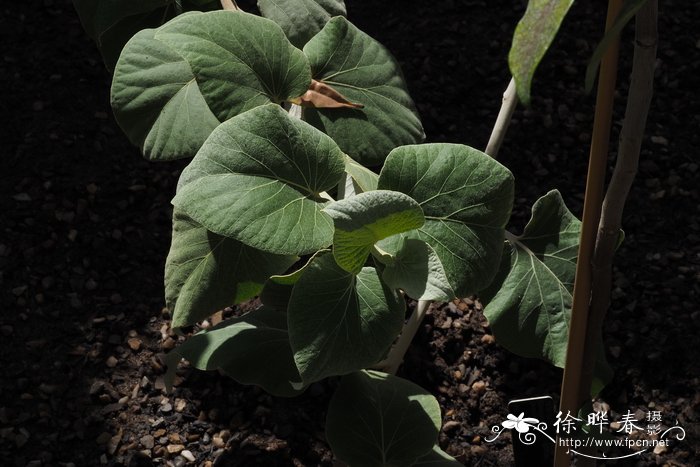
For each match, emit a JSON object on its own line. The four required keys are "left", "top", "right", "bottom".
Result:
{"left": 73, "top": 0, "right": 657, "bottom": 465}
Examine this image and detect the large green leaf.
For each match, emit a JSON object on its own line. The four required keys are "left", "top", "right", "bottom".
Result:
{"left": 303, "top": 17, "right": 425, "bottom": 165}
{"left": 165, "top": 210, "right": 297, "bottom": 328}
{"left": 481, "top": 190, "right": 577, "bottom": 367}
{"left": 377, "top": 143, "right": 514, "bottom": 297}
{"left": 326, "top": 370, "right": 441, "bottom": 467}
{"left": 111, "top": 27, "right": 220, "bottom": 161}
{"left": 324, "top": 190, "right": 424, "bottom": 274}
{"left": 509, "top": 0, "right": 575, "bottom": 105}
{"left": 166, "top": 308, "right": 303, "bottom": 397}
{"left": 258, "top": 0, "right": 346, "bottom": 48}
{"left": 111, "top": 11, "right": 311, "bottom": 161}
{"left": 72, "top": 0, "right": 219, "bottom": 71}
{"left": 173, "top": 104, "right": 345, "bottom": 256}
{"left": 287, "top": 254, "right": 404, "bottom": 384}
{"left": 481, "top": 190, "right": 612, "bottom": 391}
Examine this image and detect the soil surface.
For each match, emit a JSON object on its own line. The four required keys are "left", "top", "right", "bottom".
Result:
{"left": 1, "top": 0, "right": 699, "bottom": 466}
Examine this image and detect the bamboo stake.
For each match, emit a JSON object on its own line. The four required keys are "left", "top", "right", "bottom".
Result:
{"left": 555, "top": 1, "right": 624, "bottom": 465}
{"left": 580, "top": 0, "right": 658, "bottom": 414}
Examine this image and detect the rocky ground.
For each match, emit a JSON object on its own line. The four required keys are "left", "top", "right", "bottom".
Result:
{"left": 1, "top": 0, "right": 698, "bottom": 466}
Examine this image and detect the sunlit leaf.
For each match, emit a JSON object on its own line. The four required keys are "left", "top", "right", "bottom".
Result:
{"left": 303, "top": 17, "right": 424, "bottom": 165}
{"left": 324, "top": 190, "right": 424, "bottom": 274}
{"left": 173, "top": 105, "right": 345, "bottom": 255}
{"left": 111, "top": 11, "right": 311, "bottom": 160}
{"left": 377, "top": 143, "right": 514, "bottom": 297}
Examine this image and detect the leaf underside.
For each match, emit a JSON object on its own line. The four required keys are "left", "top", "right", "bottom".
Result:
{"left": 509, "top": 0, "right": 575, "bottom": 105}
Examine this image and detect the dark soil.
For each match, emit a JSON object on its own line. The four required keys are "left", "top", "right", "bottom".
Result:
{"left": 1, "top": 0, "right": 699, "bottom": 466}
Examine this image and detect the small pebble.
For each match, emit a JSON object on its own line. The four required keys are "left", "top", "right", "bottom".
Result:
{"left": 480, "top": 334, "right": 495, "bottom": 345}
{"left": 127, "top": 337, "right": 141, "bottom": 351}
{"left": 653, "top": 444, "right": 668, "bottom": 455}
{"left": 105, "top": 356, "right": 118, "bottom": 368}
{"left": 472, "top": 381, "right": 487, "bottom": 395}
{"left": 442, "top": 420, "right": 460, "bottom": 432}
{"left": 181, "top": 450, "right": 196, "bottom": 462}
{"left": 212, "top": 436, "right": 225, "bottom": 448}
{"left": 140, "top": 435, "right": 154, "bottom": 449}
{"left": 167, "top": 444, "right": 185, "bottom": 454}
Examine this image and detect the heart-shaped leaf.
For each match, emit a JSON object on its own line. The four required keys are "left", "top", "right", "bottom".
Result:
{"left": 326, "top": 370, "right": 441, "bottom": 467}
{"left": 166, "top": 307, "right": 303, "bottom": 397}
{"left": 111, "top": 10, "right": 311, "bottom": 161}
{"left": 288, "top": 253, "right": 404, "bottom": 384}
{"left": 111, "top": 27, "right": 220, "bottom": 161}
{"left": 481, "top": 190, "right": 577, "bottom": 367}
{"left": 258, "top": 0, "right": 346, "bottom": 48}
{"left": 165, "top": 210, "right": 297, "bottom": 328}
{"left": 509, "top": 0, "right": 575, "bottom": 105}
{"left": 303, "top": 17, "right": 425, "bottom": 165}
{"left": 377, "top": 143, "right": 514, "bottom": 297}
{"left": 481, "top": 189, "right": 613, "bottom": 392}
{"left": 173, "top": 104, "right": 345, "bottom": 256}
{"left": 324, "top": 190, "right": 424, "bottom": 274}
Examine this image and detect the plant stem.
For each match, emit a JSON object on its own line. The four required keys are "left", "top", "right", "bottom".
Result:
{"left": 288, "top": 103, "right": 303, "bottom": 120}
{"left": 375, "top": 300, "right": 431, "bottom": 375}
{"left": 555, "top": 0, "right": 624, "bottom": 466}
{"left": 485, "top": 78, "right": 518, "bottom": 159}
{"left": 220, "top": 0, "right": 240, "bottom": 11}
{"left": 580, "top": 0, "right": 657, "bottom": 414}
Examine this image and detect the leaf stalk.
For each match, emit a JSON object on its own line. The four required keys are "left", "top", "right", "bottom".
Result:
{"left": 485, "top": 78, "right": 518, "bottom": 159}
{"left": 374, "top": 300, "right": 431, "bottom": 375}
